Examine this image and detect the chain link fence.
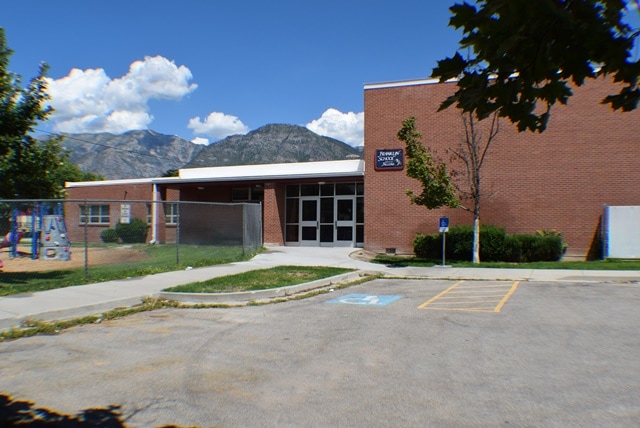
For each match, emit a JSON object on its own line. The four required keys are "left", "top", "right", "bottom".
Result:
{"left": 0, "top": 199, "right": 262, "bottom": 294}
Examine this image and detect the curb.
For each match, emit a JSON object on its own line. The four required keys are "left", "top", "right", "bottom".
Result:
{"left": 0, "top": 297, "right": 143, "bottom": 331}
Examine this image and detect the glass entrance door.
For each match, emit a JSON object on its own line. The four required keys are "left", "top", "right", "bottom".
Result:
{"left": 335, "top": 197, "right": 355, "bottom": 246}
{"left": 300, "top": 197, "right": 319, "bottom": 246}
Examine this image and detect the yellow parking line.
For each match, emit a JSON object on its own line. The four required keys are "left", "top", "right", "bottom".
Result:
{"left": 418, "top": 280, "right": 520, "bottom": 312}
{"left": 494, "top": 281, "right": 520, "bottom": 313}
{"left": 417, "top": 281, "right": 465, "bottom": 309}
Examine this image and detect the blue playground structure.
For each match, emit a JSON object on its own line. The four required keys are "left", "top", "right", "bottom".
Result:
{"left": 7, "top": 203, "right": 71, "bottom": 261}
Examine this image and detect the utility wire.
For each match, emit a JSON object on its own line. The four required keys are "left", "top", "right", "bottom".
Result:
{"left": 34, "top": 127, "right": 186, "bottom": 162}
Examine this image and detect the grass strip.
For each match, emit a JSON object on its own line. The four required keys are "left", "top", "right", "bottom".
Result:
{"left": 0, "top": 245, "right": 259, "bottom": 297}
{"left": 373, "top": 255, "right": 640, "bottom": 270}
{"left": 164, "top": 265, "right": 354, "bottom": 293}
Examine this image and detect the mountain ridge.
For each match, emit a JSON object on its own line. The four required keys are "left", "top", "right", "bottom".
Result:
{"left": 59, "top": 125, "right": 363, "bottom": 180}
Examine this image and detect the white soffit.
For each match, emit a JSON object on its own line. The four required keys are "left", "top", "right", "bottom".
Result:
{"left": 65, "top": 160, "right": 365, "bottom": 188}
{"left": 178, "top": 159, "right": 365, "bottom": 182}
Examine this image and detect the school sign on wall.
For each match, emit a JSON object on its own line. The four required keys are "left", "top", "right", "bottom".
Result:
{"left": 375, "top": 149, "right": 403, "bottom": 171}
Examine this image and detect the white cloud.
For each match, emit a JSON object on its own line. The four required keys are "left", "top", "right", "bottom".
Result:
{"left": 306, "top": 108, "right": 364, "bottom": 147}
{"left": 191, "top": 137, "right": 210, "bottom": 146}
{"left": 46, "top": 56, "right": 197, "bottom": 134}
{"left": 187, "top": 112, "right": 249, "bottom": 140}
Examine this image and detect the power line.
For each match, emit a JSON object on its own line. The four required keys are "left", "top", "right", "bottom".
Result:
{"left": 34, "top": 128, "right": 182, "bottom": 162}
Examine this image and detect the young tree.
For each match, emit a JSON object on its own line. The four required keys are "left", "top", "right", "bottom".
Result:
{"left": 399, "top": 117, "right": 460, "bottom": 210}
{"left": 432, "top": 0, "right": 640, "bottom": 133}
{"left": 0, "top": 27, "right": 70, "bottom": 199}
{"left": 448, "top": 112, "right": 500, "bottom": 263}
{"left": 398, "top": 114, "right": 499, "bottom": 263}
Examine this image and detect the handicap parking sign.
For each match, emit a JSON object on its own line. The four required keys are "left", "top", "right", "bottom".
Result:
{"left": 439, "top": 217, "right": 449, "bottom": 233}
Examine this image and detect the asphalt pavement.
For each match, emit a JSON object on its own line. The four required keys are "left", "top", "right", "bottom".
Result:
{"left": 0, "top": 246, "right": 639, "bottom": 331}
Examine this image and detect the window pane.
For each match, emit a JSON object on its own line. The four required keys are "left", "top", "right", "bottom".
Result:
{"left": 356, "top": 197, "right": 364, "bottom": 223}
{"left": 302, "top": 226, "right": 316, "bottom": 240}
{"left": 286, "top": 199, "right": 299, "bottom": 223}
{"left": 337, "top": 199, "right": 353, "bottom": 221}
{"left": 337, "top": 227, "right": 353, "bottom": 241}
{"left": 301, "top": 200, "right": 317, "bottom": 222}
{"left": 336, "top": 183, "right": 356, "bottom": 195}
{"left": 251, "top": 187, "right": 264, "bottom": 201}
{"left": 286, "top": 225, "right": 298, "bottom": 242}
{"left": 286, "top": 185, "right": 299, "bottom": 197}
{"left": 320, "top": 183, "right": 334, "bottom": 196}
{"left": 232, "top": 188, "right": 249, "bottom": 201}
{"left": 301, "top": 184, "right": 319, "bottom": 196}
{"left": 320, "top": 198, "right": 333, "bottom": 223}
{"left": 320, "top": 225, "right": 333, "bottom": 243}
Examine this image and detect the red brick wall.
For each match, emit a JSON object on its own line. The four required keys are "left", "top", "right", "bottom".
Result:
{"left": 65, "top": 184, "right": 153, "bottom": 243}
{"left": 263, "top": 183, "right": 284, "bottom": 245}
{"left": 364, "top": 77, "right": 640, "bottom": 259}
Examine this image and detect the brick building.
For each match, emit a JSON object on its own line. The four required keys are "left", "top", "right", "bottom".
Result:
{"left": 65, "top": 76, "right": 640, "bottom": 260}
{"left": 364, "top": 77, "right": 640, "bottom": 259}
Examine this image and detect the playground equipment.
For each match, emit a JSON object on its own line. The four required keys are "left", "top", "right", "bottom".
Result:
{"left": 7, "top": 203, "right": 71, "bottom": 261}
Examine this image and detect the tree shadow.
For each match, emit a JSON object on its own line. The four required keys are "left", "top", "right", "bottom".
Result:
{"left": 0, "top": 393, "right": 126, "bottom": 427}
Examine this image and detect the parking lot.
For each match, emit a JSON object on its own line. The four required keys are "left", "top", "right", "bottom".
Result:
{"left": 1, "top": 278, "right": 639, "bottom": 427}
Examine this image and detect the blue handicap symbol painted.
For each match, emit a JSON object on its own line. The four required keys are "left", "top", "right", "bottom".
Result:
{"left": 326, "top": 293, "right": 402, "bottom": 306}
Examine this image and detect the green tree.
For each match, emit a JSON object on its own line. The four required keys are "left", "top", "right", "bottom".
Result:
{"left": 432, "top": 0, "right": 640, "bottom": 133}
{"left": 399, "top": 117, "right": 459, "bottom": 210}
{"left": 53, "top": 159, "right": 104, "bottom": 187}
{"left": 0, "top": 27, "right": 70, "bottom": 199}
{"left": 162, "top": 169, "right": 179, "bottom": 177}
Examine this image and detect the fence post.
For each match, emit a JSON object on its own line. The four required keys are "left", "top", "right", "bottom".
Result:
{"left": 176, "top": 201, "right": 181, "bottom": 266}
{"left": 83, "top": 200, "right": 89, "bottom": 280}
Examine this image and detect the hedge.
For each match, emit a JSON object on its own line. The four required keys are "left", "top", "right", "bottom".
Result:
{"left": 413, "top": 225, "right": 565, "bottom": 262}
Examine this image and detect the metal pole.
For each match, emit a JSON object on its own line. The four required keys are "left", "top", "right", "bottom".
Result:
{"left": 442, "top": 231, "right": 446, "bottom": 267}
{"left": 175, "top": 201, "right": 180, "bottom": 266}
{"left": 84, "top": 200, "right": 89, "bottom": 280}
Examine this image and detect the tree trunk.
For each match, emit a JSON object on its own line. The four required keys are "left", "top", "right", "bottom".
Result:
{"left": 472, "top": 216, "right": 480, "bottom": 263}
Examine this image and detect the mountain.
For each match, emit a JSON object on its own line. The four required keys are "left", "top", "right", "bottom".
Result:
{"left": 58, "top": 130, "right": 204, "bottom": 180}
{"left": 185, "top": 124, "right": 362, "bottom": 168}
{"left": 58, "top": 125, "right": 363, "bottom": 181}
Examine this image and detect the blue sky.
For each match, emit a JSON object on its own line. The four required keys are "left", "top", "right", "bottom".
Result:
{"left": 3, "top": 1, "right": 639, "bottom": 147}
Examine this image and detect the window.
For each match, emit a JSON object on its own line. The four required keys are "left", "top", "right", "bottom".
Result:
{"left": 80, "top": 205, "right": 110, "bottom": 224}
{"left": 164, "top": 202, "right": 179, "bottom": 224}
{"left": 231, "top": 186, "right": 264, "bottom": 202}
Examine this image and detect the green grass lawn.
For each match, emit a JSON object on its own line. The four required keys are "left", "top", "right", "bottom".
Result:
{"left": 0, "top": 244, "right": 257, "bottom": 297}
{"left": 164, "top": 265, "right": 354, "bottom": 293}
{"left": 373, "top": 255, "right": 640, "bottom": 270}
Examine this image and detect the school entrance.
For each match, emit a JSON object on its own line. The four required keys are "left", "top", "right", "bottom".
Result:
{"left": 285, "top": 182, "right": 364, "bottom": 247}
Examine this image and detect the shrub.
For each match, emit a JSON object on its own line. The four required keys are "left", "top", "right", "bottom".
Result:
{"left": 531, "top": 234, "right": 564, "bottom": 261}
{"left": 413, "top": 233, "right": 441, "bottom": 259}
{"left": 100, "top": 228, "right": 119, "bottom": 243}
{"left": 115, "top": 218, "right": 149, "bottom": 243}
{"left": 412, "top": 225, "right": 565, "bottom": 262}
{"left": 445, "top": 224, "right": 506, "bottom": 262}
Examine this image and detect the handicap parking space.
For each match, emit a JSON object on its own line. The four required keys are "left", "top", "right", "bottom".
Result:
{"left": 323, "top": 278, "right": 520, "bottom": 313}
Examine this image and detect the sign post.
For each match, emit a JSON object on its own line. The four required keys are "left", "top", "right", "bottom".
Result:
{"left": 439, "top": 217, "right": 449, "bottom": 266}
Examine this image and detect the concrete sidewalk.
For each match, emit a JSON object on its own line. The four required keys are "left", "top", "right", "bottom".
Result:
{"left": 1, "top": 246, "right": 639, "bottom": 331}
